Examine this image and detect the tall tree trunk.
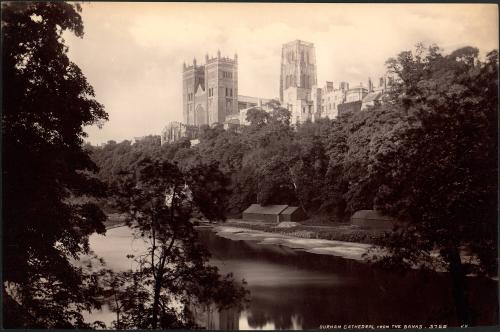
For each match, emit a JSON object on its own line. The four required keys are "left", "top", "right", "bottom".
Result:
{"left": 447, "top": 247, "right": 473, "bottom": 326}
{"left": 288, "top": 166, "right": 308, "bottom": 215}
{"left": 114, "top": 292, "right": 120, "bottom": 328}
{"left": 152, "top": 189, "right": 177, "bottom": 329}
{"left": 152, "top": 238, "right": 174, "bottom": 328}
{"left": 151, "top": 275, "right": 163, "bottom": 329}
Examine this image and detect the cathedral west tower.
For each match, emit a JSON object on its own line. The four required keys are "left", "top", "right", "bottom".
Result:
{"left": 182, "top": 51, "right": 238, "bottom": 126}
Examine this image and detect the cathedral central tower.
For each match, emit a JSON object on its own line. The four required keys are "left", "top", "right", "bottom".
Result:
{"left": 279, "top": 40, "right": 317, "bottom": 102}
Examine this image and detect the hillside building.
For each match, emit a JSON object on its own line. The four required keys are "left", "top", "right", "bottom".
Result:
{"left": 160, "top": 121, "right": 199, "bottom": 145}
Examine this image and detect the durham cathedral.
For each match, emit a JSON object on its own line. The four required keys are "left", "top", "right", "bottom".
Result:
{"left": 160, "top": 40, "right": 392, "bottom": 144}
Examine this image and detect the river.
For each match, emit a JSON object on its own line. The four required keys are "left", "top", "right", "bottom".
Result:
{"left": 87, "top": 225, "right": 498, "bottom": 329}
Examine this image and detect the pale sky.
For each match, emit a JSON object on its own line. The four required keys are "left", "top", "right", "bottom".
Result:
{"left": 64, "top": 2, "right": 499, "bottom": 145}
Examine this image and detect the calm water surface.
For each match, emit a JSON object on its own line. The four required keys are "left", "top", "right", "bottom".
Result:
{"left": 88, "top": 226, "right": 498, "bottom": 329}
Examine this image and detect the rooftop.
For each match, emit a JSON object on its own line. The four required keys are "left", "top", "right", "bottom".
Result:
{"left": 283, "top": 39, "right": 314, "bottom": 47}
{"left": 362, "top": 91, "right": 383, "bottom": 103}
{"left": 281, "top": 206, "right": 301, "bottom": 215}
{"left": 238, "top": 95, "right": 271, "bottom": 104}
{"left": 243, "top": 204, "right": 289, "bottom": 215}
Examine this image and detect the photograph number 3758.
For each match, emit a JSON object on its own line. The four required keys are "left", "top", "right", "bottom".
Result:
{"left": 2, "top": 1, "right": 499, "bottom": 330}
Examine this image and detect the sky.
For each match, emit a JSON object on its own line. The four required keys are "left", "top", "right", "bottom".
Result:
{"left": 64, "top": 2, "right": 499, "bottom": 145}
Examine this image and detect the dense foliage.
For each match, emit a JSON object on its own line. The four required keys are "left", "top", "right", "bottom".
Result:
{"left": 369, "top": 45, "right": 498, "bottom": 325}
{"left": 90, "top": 104, "right": 404, "bottom": 220}
{"left": 2, "top": 2, "right": 109, "bottom": 328}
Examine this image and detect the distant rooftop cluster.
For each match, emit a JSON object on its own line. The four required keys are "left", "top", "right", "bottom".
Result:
{"left": 280, "top": 40, "right": 393, "bottom": 124}
{"left": 161, "top": 40, "right": 394, "bottom": 145}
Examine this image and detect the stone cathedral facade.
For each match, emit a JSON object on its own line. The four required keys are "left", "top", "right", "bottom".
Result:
{"left": 161, "top": 40, "right": 392, "bottom": 144}
{"left": 182, "top": 51, "right": 239, "bottom": 126}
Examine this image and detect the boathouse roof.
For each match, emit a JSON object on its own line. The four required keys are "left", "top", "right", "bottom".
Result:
{"left": 280, "top": 206, "right": 300, "bottom": 215}
{"left": 243, "top": 204, "right": 288, "bottom": 215}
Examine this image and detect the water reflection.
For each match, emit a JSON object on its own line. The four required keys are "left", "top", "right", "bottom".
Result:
{"left": 196, "top": 228, "right": 498, "bottom": 329}
{"left": 87, "top": 226, "right": 498, "bottom": 329}
{"left": 190, "top": 303, "right": 239, "bottom": 330}
{"left": 239, "top": 310, "right": 302, "bottom": 330}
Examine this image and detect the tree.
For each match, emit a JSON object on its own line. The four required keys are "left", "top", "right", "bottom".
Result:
{"left": 245, "top": 107, "right": 270, "bottom": 127}
{"left": 240, "top": 104, "right": 297, "bottom": 206}
{"left": 370, "top": 45, "right": 498, "bottom": 325}
{"left": 342, "top": 105, "right": 407, "bottom": 215}
{"left": 2, "top": 2, "right": 109, "bottom": 327}
{"left": 108, "top": 158, "right": 247, "bottom": 329}
{"left": 289, "top": 119, "right": 330, "bottom": 214}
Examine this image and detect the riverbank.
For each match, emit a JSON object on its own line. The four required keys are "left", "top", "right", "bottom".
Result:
{"left": 222, "top": 219, "right": 384, "bottom": 245}
{"left": 212, "top": 225, "right": 384, "bottom": 262}
{"left": 211, "top": 222, "right": 495, "bottom": 278}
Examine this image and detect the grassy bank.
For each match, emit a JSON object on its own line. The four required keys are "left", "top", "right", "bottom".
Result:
{"left": 223, "top": 219, "right": 385, "bottom": 245}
